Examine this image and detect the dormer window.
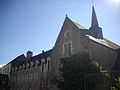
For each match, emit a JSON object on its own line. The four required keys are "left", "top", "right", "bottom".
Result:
{"left": 35, "top": 60, "right": 39, "bottom": 66}
{"left": 19, "top": 65, "right": 22, "bottom": 70}
{"left": 30, "top": 61, "right": 34, "bottom": 67}
{"left": 22, "top": 64, "right": 25, "bottom": 69}
{"left": 12, "top": 67, "right": 14, "bottom": 72}
{"left": 26, "top": 63, "right": 29, "bottom": 68}
{"left": 15, "top": 66, "right": 18, "bottom": 71}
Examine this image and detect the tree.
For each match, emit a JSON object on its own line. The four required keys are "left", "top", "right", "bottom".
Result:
{"left": 52, "top": 53, "right": 102, "bottom": 90}
{"left": 110, "top": 76, "right": 120, "bottom": 90}
{"left": 0, "top": 68, "right": 2, "bottom": 74}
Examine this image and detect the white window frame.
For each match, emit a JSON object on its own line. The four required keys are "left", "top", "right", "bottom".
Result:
{"left": 35, "top": 60, "right": 39, "bottom": 67}
{"left": 47, "top": 57, "right": 51, "bottom": 72}
{"left": 30, "top": 61, "right": 34, "bottom": 68}
{"left": 63, "top": 41, "right": 72, "bottom": 56}
{"left": 34, "top": 73, "right": 38, "bottom": 80}
{"left": 41, "top": 58, "right": 45, "bottom": 72}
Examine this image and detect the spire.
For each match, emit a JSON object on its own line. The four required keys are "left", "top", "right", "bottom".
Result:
{"left": 89, "top": 5, "right": 103, "bottom": 39}
{"left": 91, "top": 5, "right": 99, "bottom": 28}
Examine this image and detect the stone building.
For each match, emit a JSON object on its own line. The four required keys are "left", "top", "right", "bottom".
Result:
{"left": 3, "top": 54, "right": 26, "bottom": 79}
{"left": 52, "top": 6, "right": 120, "bottom": 77}
{"left": 10, "top": 50, "right": 52, "bottom": 90}
{"left": 7, "top": 6, "right": 120, "bottom": 90}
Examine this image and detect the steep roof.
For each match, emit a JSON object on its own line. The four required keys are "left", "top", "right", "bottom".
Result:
{"left": 11, "top": 54, "right": 26, "bottom": 67}
{"left": 28, "top": 49, "right": 52, "bottom": 62}
{"left": 73, "top": 22, "right": 86, "bottom": 29}
{"left": 86, "top": 34, "right": 120, "bottom": 50}
{"left": 104, "top": 38, "right": 120, "bottom": 50}
{"left": 4, "top": 54, "right": 26, "bottom": 67}
{"left": 66, "top": 16, "right": 86, "bottom": 30}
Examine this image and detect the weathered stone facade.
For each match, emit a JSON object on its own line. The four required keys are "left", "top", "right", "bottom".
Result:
{"left": 52, "top": 16, "right": 119, "bottom": 77}
{"left": 89, "top": 39, "right": 118, "bottom": 70}
{"left": 10, "top": 50, "right": 52, "bottom": 90}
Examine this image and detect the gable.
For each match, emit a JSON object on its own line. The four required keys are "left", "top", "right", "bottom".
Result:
{"left": 52, "top": 16, "right": 88, "bottom": 58}
{"left": 51, "top": 16, "right": 90, "bottom": 75}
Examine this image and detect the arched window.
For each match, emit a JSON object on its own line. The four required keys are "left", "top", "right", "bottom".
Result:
{"left": 30, "top": 61, "right": 34, "bottom": 68}
{"left": 22, "top": 64, "right": 25, "bottom": 69}
{"left": 26, "top": 63, "right": 29, "bottom": 68}
{"left": 19, "top": 65, "right": 22, "bottom": 70}
{"left": 15, "top": 66, "right": 18, "bottom": 71}
{"left": 12, "top": 67, "right": 14, "bottom": 72}
{"left": 35, "top": 60, "right": 39, "bottom": 67}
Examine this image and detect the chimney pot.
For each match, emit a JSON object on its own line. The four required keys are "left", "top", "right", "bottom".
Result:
{"left": 26, "top": 51, "right": 33, "bottom": 59}
{"left": 42, "top": 50, "right": 44, "bottom": 53}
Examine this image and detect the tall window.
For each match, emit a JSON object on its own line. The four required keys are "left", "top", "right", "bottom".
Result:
{"left": 41, "top": 58, "right": 45, "bottom": 72}
{"left": 42, "top": 62, "right": 44, "bottom": 72}
{"left": 48, "top": 60, "right": 51, "bottom": 72}
{"left": 63, "top": 42, "right": 72, "bottom": 56}
{"left": 68, "top": 43, "right": 72, "bottom": 55}
{"left": 64, "top": 44, "right": 67, "bottom": 56}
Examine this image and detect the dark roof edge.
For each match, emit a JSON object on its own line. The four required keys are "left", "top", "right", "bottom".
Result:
{"left": 89, "top": 38, "right": 118, "bottom": 53}
{"left": 3, "top": 54, "right": 26, "bottom": 67}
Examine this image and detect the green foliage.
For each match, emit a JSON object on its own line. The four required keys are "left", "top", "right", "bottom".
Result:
{"left": 53, "top": 53, "right": 101, "bottom": 90}
{"left": 110, "top": 77, "right": 120, "bottom": 90}
{"left": 0, "top": 68, "right": 2, "bottom": 74}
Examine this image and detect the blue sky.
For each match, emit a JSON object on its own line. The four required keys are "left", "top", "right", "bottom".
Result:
{"left": 0, "top": 0, "right": 120, "bottom": 65}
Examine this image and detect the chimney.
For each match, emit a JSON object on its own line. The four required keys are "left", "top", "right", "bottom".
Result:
{"left": 42, "top": 50, "right": 44, "bottom": 53}
{"left": 26, "top": 51, "right": 33, "bottom": 59}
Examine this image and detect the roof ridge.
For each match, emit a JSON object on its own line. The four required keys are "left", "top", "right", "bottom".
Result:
{"left": 73, "top": 21, "right": 86, "bottom": 29}
{"left": 32, "top": 49, "right": 53, "bottom": 58}
{"left": 66, "top": 16, "right": 86, "bottom": 29}
{"left": 104, "top": 38, "right": 120, "bottom": 49}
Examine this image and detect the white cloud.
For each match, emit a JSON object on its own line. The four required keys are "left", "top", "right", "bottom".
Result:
{"left": 0, "top": 64, "right": 5, "bottom": 68}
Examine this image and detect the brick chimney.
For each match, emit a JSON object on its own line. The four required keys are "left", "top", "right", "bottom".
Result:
{"left": 42, "top": 50, "right": 44, "bottom": 53}
{"left": 26, "top": 51, "right": 33, "bottom": 59}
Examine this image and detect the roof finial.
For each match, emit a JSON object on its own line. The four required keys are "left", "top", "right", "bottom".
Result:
{"left": 66, "top": 14, "right": 68, "bottom": 17}
{"left": 92, "top": 0, "right": 94, "bottom": 6}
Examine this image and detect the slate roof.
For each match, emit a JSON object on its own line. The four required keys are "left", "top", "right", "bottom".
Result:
{"left": 32, "top": 49, "right": 52, "bottom": 60}
{"left": 18, "top": 49, "right": 53, "bottom": 67}
{"left": 86, "top": 35, "right": 120, "bottom": 50}
{"left": 4, "top": 54, "right": 26, "bottom": 67}
{"left": 73, "top": 22, "right": 86, "bottom": 29}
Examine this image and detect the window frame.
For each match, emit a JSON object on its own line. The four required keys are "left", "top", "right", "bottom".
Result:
{"left": 63, "top": 41, "right": 72, "bottom": 56}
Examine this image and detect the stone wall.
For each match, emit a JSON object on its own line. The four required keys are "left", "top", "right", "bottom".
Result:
{"left": 10, "top": 57, "right": 52, "bottom": 90}
{"left": 89, "top": 39, "right": 118, "bottom": 70}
